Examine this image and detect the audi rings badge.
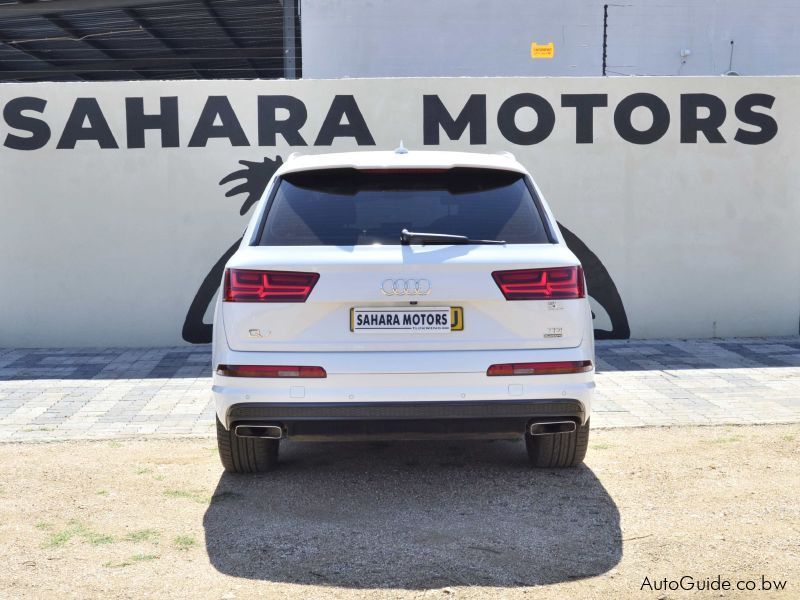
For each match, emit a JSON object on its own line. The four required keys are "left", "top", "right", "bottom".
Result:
{"left": 381, "top": 279, "right": 432, "bottom": 296}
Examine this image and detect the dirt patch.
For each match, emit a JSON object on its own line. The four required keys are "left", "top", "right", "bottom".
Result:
{"left": 0, "top": 425, "right": 798, "bottom": 598}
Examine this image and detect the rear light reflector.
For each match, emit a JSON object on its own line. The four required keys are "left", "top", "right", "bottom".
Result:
{"left": 487, "top": 360, "right": 593, "bottom": 376}
{"left": 216, "top": 365, "right": 327, "bottom": 378}
{"left": 224, "top": 269, "right": 319, "bottom": 302}
{"left": 492, "top": 266, "right": 584, "bottom": 300}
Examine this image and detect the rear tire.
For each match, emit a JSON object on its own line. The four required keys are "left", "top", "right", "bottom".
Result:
{"left": 525, "top": 419, "right": 589, "bottom": 468}
{"left": 216, "top": 417, "right": 279, "bottom": 473}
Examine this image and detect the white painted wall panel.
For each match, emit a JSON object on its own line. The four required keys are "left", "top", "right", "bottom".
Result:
{"left": 302, "top": 0, "right": 800, "bottom": 77}
{"left": 0, "top": 77, "right": 797, "bottom": 346}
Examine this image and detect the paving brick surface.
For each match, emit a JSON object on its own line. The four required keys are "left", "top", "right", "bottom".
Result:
{"left": 1, "top": 338, "right": 799, "bottom": 441}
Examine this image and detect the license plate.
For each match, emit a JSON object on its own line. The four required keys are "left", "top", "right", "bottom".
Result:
{"left": 351, "top": 307, "right": 463, "bottom": 333}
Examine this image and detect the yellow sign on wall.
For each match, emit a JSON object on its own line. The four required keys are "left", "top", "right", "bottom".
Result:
{"left": 531, "top": 42, "right": 555, "bottom": 59}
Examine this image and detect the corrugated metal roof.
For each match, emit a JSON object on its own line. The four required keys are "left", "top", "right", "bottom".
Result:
{"left": 0, "top": 0, "right": 296, "bottom": 81}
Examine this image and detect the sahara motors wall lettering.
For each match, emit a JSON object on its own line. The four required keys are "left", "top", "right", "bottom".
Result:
{"left": 0, "top": 77, "right": 798, "bottom": 346}
{"left": 1, "top": 91, "right": 778, "bottom": 151}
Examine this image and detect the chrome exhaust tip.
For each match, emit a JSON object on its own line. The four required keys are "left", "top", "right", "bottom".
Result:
{"left": 234, "top": 424, "right": 283, "bottom": 439}
{"left": 528, "top": 420, "right": 577, "bottom": 436}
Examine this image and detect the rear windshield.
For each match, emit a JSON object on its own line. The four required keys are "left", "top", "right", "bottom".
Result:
{"left": 255, "top": 167, "right": 552, "bottom": 246}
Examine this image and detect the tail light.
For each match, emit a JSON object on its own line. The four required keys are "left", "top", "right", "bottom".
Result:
{"left": 224, "top": 269, "right": 319, "bottom": 302}
{"left": 492, "top": 266, "right": 584, "bottom": 300}
{"left": 217, "top": 365, "right": 327, "bottom": 378}
{"left": 487, "top": 360, "right": 593, "bottom": 376}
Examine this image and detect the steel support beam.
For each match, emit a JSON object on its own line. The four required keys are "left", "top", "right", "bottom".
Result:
{"left": 201, "top": 0, "right": 260, "bottom": 78}
{"left": 282, "top": 0, "right": 296, "bottom": 79}
{"left": 1, "top": 47, "right": 282, "bottom": 80}
{"left": 123, "top": 7, "right": 203, "bottom": 79}
{"left": 0, "top": 27, "right": 88, "bottom": 80}
{"left": 0, "top": 0, "right": 181, "bottom": 18}
{"left": 42, "top": 14, "right": 145, "bottom": 79}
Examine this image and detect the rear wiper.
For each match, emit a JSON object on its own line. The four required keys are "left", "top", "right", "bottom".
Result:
{"left": 400, "top": 229, "right": 506, "bottom": 246}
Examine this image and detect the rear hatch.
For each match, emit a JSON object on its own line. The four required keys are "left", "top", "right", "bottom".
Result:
{"left": 222, "top": 166, "right": 586, "bottom": 352}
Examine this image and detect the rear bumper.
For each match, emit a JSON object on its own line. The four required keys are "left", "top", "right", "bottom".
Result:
{"left": 227, "top": 399, "right": 584, "bottom": 422}
{"left": 214, "top": 369, "right": 593, "bottom": 423}
{"left": 212, "top": 342, "right": 595, "bottom": 439}
{"left": 225, "top": 399, "right": 586, "bottom": 441}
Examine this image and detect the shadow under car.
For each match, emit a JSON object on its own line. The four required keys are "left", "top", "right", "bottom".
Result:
{"left": 203, "top": 438, "right": 621, "bottom": 589}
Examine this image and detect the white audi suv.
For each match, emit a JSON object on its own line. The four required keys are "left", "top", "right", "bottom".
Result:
{"left": 212, "top": 149, "right": 595, "bottom": 472}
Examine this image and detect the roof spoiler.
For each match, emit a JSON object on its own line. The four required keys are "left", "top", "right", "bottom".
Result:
{"left": 495, "top": 150, "right": 516, "bottom": 161}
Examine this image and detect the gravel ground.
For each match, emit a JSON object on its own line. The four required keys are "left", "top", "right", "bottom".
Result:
{"left": 0, "top": 424, "right": 798, "bottom": 599}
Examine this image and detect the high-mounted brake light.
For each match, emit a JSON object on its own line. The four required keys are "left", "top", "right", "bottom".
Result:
{"left": 358, "top": 168, "right": 449, "bottom": 174}
{"left": 216, "top": 365, "right": 327, "bottom": 378}
{"left": 487, "top": 360, "right": 593, "bottom": 376}
{"left": 224, "top": 269, "right": 319, "bottom": 302}
{"left": 492, "top": 266, "right": 584, "bottom": 300}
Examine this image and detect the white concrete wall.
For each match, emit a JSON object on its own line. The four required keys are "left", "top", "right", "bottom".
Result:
{"left": 302, "top": 0, "right": 800, "bottom": 77}
{"left": 0, "top": 76, "right": 798, "bottom": 346}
